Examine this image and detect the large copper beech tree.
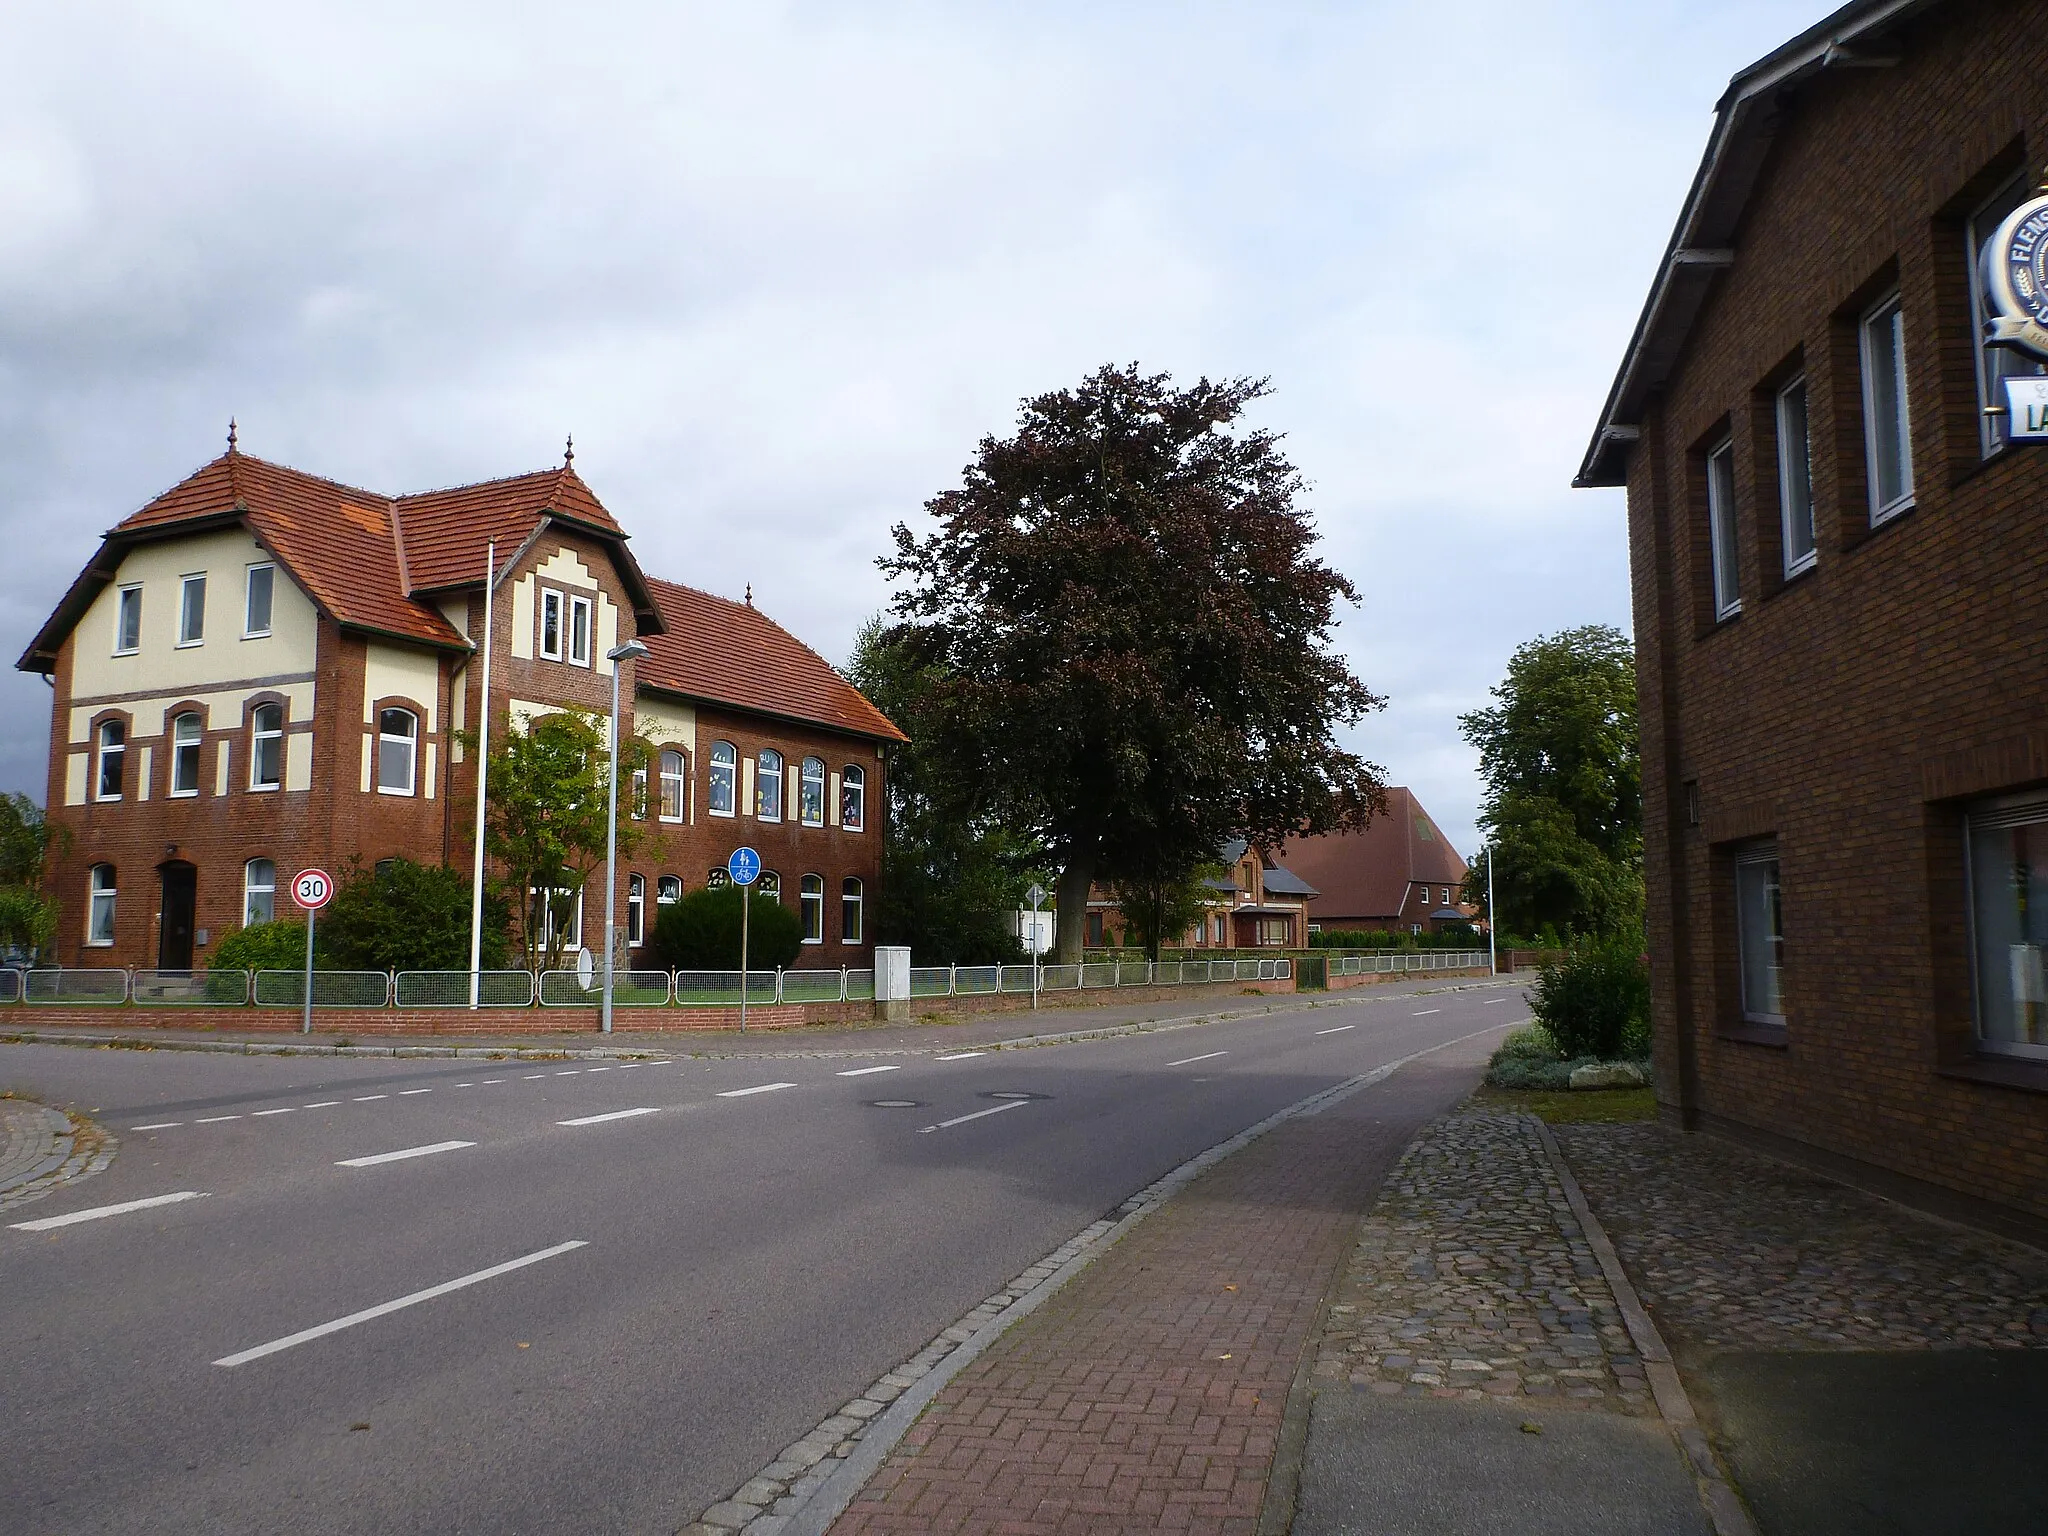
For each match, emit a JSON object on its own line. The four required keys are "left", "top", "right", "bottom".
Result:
{"left": 881, "top": 364, "right": 1385, "bottom": 962}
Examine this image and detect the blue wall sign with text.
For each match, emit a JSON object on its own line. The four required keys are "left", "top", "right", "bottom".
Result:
{"left": 727, "top": 847, "right": 762, "bottom": 886}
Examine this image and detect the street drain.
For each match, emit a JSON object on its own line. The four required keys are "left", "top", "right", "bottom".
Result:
{"left": 979, "top": 1091, "right": 1051, "bottom": 1101}
{"left": 869, "top": 1099, "right": 925, "bottom": 1109}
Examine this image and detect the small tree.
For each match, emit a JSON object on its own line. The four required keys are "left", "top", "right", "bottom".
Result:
{"left": 318, "top": 858, "right": 511, "bottom": 972}
{"left": 1109, "top": 860, "right": 1225, "bottom": 962}
{"left": 649, "top": 885, "right": 803, "bottom": 971}
{"left": 0, "top": 794, "right": 64, "bottom": 960}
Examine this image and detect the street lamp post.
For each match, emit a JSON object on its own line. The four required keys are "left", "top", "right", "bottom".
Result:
{"left": 1025, "top": 882, "right": 1047, "bottom": 1011}
{"left": 1486, "top": 844, "right": 1498, "bottom": 978}
{"left": 602, "top": 639, "right": 651, "bottom": 1034}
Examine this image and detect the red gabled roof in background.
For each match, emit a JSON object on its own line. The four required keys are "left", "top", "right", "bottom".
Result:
{"left": 1274, "top": 788, "right": 1471, "bottom": 922}
{"left": 394, "top": 463, "right": 626, "bottom": 594}
{"left": 639, "top": 577, "right": 906, "bottom": 743}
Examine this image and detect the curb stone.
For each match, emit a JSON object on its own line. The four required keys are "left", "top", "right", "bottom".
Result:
{"left": 0, "top": 1098, "right": 118, "bottom": 1215}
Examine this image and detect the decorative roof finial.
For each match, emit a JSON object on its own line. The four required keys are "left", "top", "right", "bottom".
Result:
{"left": 227, "top": 417, "right": 238, "bottom": 453}
{"left": 563, "top": 433, "right": 574, "bottom": 466}
{"left": 745, "top": 582, "right": 753, "bottom": 607}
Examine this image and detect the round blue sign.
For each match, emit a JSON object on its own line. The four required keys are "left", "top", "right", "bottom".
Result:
{"left": 726, "top": 846, "right": 762, "bottom": 886}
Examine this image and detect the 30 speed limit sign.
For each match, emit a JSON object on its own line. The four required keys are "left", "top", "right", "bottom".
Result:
{"left": 292, "top": 868, "right": 335, "bottom": 911}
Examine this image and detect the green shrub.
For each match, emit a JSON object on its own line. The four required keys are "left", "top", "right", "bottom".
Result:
{"left": 212, "top": 920, "right": 321, "bottom": 973}
{"left": 649, "top": 885, "right": 802, "bottom": 971}
{"left": 1529, "top": 936, "right": 1650, "bottom": 1060}
{"left": 319, "top": 858, "right": 511, "bottom": 973}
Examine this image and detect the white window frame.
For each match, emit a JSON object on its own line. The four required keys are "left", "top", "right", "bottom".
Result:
{"left": 840, "top": 764, "right": 865, "bottom": 832}
{"left": 113, "top": 585, "right": 141, "bottom": 656}
{"left": 659, "top": 750, "right": 686, "bottom": 822}
{"left": 95, "top": 720, "right": 125, "bottom": 802}
{"left": 799, "top": 757, "right": 826, "bottom": 828}
{"left": 1859, "top": 292, "right": 1915, "bottom": 524}
{"left": 627, "top": 874, "right": 646, "bottom": 947}
{"left": 756, "top": 750, "right": 783, "bottom": 822}
{"left": 841, "top": 877, "right": 863, "bottom": 944}
{"left": 169, "top": 712, "right": 202, "bottom": 797}
{"left": 1706, "top": 438, "right": 1741, "bottom": 620}
{"left": 243, "top": 858, "right": 276, "bottom": 926}
{"left": 1775, "top": 375, "right": 1817, "bottom": 579}
{"left": 757, "top": 871, "right": 781, "bottom": 903}
{"left": 708, "top": 741, "right": 737, "bottom": 817}
{"left": 249, "top": 703, "right": 284, "bottom": 791}
{"left": 532, "top": 886, "right": 583, "bottom": 953}
{"left": 539, "top": 588, "right": 564, "bottom": 661}
{"left": 87, "top": 864, "right": 116, "bottom": 946}
{"left": 629, "top": 766, "right": 647, "bottom": 820}
{"left": 244, "top": 562, "right": 275, "bottom": 639}
{"left": 1734, "top": 842, "right": 1785, "bottom": 1026}
{"left": 1960, "top": 793, "right": 2048, "bottom": 1062}
{"left": 567, "top": 593, "right": 593, "bottom": 667}
{"left": 800, "top": 873, "right": 825, "bottom": 944}
{"left": 376, "top": 707, "right": 418, "bottom": 796}
{"left": 657, "top": 874, "right": 682, "bottom": 905}
{"left": 177, "top": 573, "right": 207, "bottom": 648}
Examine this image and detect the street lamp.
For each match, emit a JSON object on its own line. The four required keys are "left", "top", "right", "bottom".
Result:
{"left": 602, "top": 638, "right": 651, "bottom": 1034}
{"left": 1486, "top": 843, "right": 1498, "bottom": 978}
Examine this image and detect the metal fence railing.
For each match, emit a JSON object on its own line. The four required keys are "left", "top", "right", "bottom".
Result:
{"left": 397, "top": 970, "right": 537, "bottom": 1008}
{"left": 0, "top": 967, "right": 19, "bottom": 1004}
{"left": 253, "top": 970, "right": 392, "bottom": 1008}
{"left": 672, "top": 970, "right": 780, "bottom": 1006}
{"left": 1327, "top": 950, "right": 1486, "bottom": 977}
{"left": 536, "top": 969, "right": 672, "bottom": 1007}
{"left": 25, "top": 968, "right": 129, "bottom": 1004}
{"left": 130, "top": 969, "right": 250, "bottom": 1005}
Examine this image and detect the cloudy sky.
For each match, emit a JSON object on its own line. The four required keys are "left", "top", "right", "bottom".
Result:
{"left": 1, "top": 0, "right": 1830, "bottom": 858}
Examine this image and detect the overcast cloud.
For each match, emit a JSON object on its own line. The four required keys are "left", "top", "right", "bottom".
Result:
{"left": 0, "top": 1, "right": 1828, "bottom": 859}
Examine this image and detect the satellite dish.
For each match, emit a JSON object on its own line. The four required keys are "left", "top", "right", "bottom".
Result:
{"left": 576, "top": 946, "right": 595, "bottom": 988}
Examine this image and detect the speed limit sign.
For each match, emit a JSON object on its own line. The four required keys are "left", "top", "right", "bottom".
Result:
{"left": 292, "top": 868, "right": 335, "bottom": 911}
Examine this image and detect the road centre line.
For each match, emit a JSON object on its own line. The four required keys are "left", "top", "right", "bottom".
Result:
{"left": 252, "top": 1108, "right": 296, "bottom": 1117}
{"left": 399, "top": 1089, "right": 434, "bottom": 1096}
{"left": 716, "top": 1082, "right": 797, "bottom": 1098}
{"left": 336, "top": 1141, "right": 475, "bottom": 1169}
{"left": 212, "top": 1240, "right": 588, "bottom": 1368}
{"left": 586, "top": 1066, "right": 612, "bottom": 1073}
{"left": 522, "top": 1074, "right": 545, "bottom": 1081}
{"left": 131, "top": 1121, "right": 181, "bottom": 1130}
{"left": 837, "top": 1065, "right": 899, "bottom": 1077}
{"left": 303, "top": 1101, "right": 341, "bottom": 1108}
{"left": 554, "top": 1070, "right": 582, "bottom": 1077}
{"left": 195, "top": 1115, "right": 241, "bottom": 1123}
{"left": 1484, "top": 998, "right": 1510, "bottom": 1004}
{"left": 1412, "top": 1009, "right": 1442, "bottom": 1016}
{"left": 558, "top": 1107, "right": 663, "bottom": 1126}
{"left": 1314, "top": 1025, "right": 1357, "bottom": 1035}
{"left": 934, "top": 1052, "right": 984, "bottom": 1061}
{"left": 1166, "top": 1051, "right": 1228, "bottom": 1067}
{"left": 918, "top": 1100, "right": 1032, "bottom": 1134}
{"left": 11, "top": 1191, "right": 209, "bottom": 1232}
{"left": 480, "top": 1080, "right": 503, "bottom": 1085}
{"left": 353, "top": 1095, "right": 387, "bottom": 1102}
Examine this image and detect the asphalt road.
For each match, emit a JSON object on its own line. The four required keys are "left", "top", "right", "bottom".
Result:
{"left": 1, "top": 980, "right": 1524, "bottom": 1534}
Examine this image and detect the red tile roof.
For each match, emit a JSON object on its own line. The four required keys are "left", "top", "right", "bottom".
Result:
{"left": 1273, "top": 788, "right": 1471, "bottom": 923}
{"left": 394, "top": 464, "right": 626, "bottom": 594}
{"left": 639, "top": 577, "right": 906, "bottom": 743}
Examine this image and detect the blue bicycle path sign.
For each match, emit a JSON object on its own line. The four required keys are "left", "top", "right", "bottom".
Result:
{"left": 727, "top": 846, "right": 762, "bottom": 886}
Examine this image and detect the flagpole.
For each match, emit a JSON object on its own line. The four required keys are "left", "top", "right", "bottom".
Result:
{"left": 468, "top": 542, "right": 496, "bottom": 1008}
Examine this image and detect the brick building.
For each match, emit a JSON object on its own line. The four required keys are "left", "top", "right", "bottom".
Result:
{"left": 19, "top": 437, "right": 903, "bottom": 972}
{"left": 1274, "top": 787, "right": 1476, "bottom": 936}
{"left": 1577, "top": 0, "right": 2048, "bottom": 1239}
{"left": 1084, "top": 840, "right": 1317, "bottom": 950}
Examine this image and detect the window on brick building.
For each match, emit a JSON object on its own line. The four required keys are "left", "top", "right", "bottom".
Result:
{"left": 1086, "top": 911, "right": 1104, "bottom": 947}
{"left": 1776, "top": 376, "right": 1817, "bottom": 577}
{"left": 1968, "top": 172, "right": 2046, "bottom": 458}
{"left": 539, "top": 588, "right": 564, "bottom": 661}
{"left": 627, "top": 874, "right": 645, "bottom": 947}
{"left": 660, "top": 750, "right": 686, "bottom": 821}
{"left": 1734, "top": 842, "right": 1784, "bottom": 1024}
{"left": 757, "top": 871, "right": 781, "bottom": 903}
{"left": 842, "top": 877, "right": 863, "bottom": 943}
{"left": 800, "top": 873, "right": 824, "bottom": 943}
{"left": 799, "top": 757, "right": 825, "bottom": 827}
{"left": 243, "top": 859, "right": 275, "bottom": 926}
{"left": 96, "top": 720, "right": 125, "bottom": 801}
{"left": 244, "top": 563, "right": 274, "bottom": 637}
{"left": 1860, "top": 293, "right": 1914, "bottom": 522}
{"left": 841, "top": 764, "right": 865, "bottom": 831}
{"left": 657, "top": 874, "right": 682, "bottom": 905}
{"left": 756, "top": 749, "right": 783, "bottom": 821}
{"left": 708, "top": 741, "right": 736, "bottom": 816}
{"left": 530, "top": 886, "right": 582, "bottom": 952}
{"left": 178, "top": 573, "right": 206, "bottom": 647}
{"left": 1706, "top": 438, "right": 1741, "bottom": 619}
{"left": 1965, "top": 797, "right": 2048, "bottom": 1061}
{"left": 629, "top": 766, "right": 647, "bottom": 819}
{"left": 87, "top": 864, "right": 116, "bottom": 945}
{"left": 707, "top": 868, "right": 730, "bottom": 889}
{"left": 250, "top": 704, "right": 283, "bottom": 790}
{"left": 376, "top": 708, "right": 416, "bottom": 795}
{"left": 567, "top": 593, "right": 593, "bottom": 667}
{"left": 170, "top": 713, "right": 202, "bottom": 797}
{"left": 113, "top": 585, "right": 141, "bottom": 655}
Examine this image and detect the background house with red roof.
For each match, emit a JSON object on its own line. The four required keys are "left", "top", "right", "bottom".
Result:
{"left": 19, "top": 434, "right": 904, "bottom": 972}
{"left": 1274, "top": 787, "right": 1477, "bottom": 936}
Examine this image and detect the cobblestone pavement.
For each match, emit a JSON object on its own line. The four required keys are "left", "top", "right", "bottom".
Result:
{"left": 1556, "top": 1123, "right": 2048, "bottom": 1354}
{"left": 0, "top": 1093, "right": 115, "bottom": 1215}
{"left": 1310, "top": 1110, "right": 1654, "bottom": 1414}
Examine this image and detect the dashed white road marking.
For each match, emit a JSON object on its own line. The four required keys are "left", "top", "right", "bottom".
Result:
{"left": 353, "top": 1095, "right": 388, "bottom": 1102}
{"left": 614, "top": 1063, "right": 642, "bottom": 1070}
{"left": 586, "top": 1066, "right": 612, "bottom": 1073}
{"left": 553, "top": 1070, "right": 582, "bottom": 1077}
{"left": 716, "top": 1082, "right": 797, "bottom": 1098}
{"left": 558, "top": 1107, "right": 663, "bottom": 1126}
{"left": 252, "top": 1108, "right": 297, "bottom": 1117}
{"left": 1315, "top": 1025, "right": 1357, "bottom": 1035}
{"left": 454, "top": 1082, "right": 476, "bottom": 1088}
{"left": 212, "top": 1240, "right": 588, "bottom": 1367}
{"left": 480, "top": 1080, "right": 504, "bottom": 1085}
{"left": 399, "top": 1089, "right": 434, "bottom": 1097}
{"left": 131, "top": 1121, "right": 182, "bottom": 1130}
{"left": 837, "top": 1065, "right": 899, "bottom": 1077}
{"left": 336, "top": 1140, "right": 475, "bottom": 1169}
{"left": 11, "top": 1191, "right": 209, "bottom": 1232}
{"left": 1166, "top": 1051, "right": 1228, "bottom": 1067}
{"left": 195, "top": 1115, "right": 242, "bottom": 1124}
{"left": 522, "top": 1075, "right": 546, "bottom": 1081}
{"left": 303, "top": 1101, "right": 341, "bottom": 1109}
{"left": 1412, "top": 1009, "right": 1441, "bottom": 1016}
{"left": 918, "top": 1100, "right": 1031, "bottom": 1134}
{"left": 1483, "top": 998, "right": 1510, "bottom": 1004}
{"left": 934, "top": 1052, "right": 984, "bottom": 1061}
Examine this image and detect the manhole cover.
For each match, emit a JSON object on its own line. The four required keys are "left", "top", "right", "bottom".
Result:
{"left": 869, "top": 1099, "right": 925, "bottom": 1109}
{"left": 979, "top": 1090, "right": 1051, "bottom": 1101}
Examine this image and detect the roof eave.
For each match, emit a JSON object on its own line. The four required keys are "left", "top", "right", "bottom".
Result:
{"left": 633, "top": 678, "right": 907, "bottom": 744}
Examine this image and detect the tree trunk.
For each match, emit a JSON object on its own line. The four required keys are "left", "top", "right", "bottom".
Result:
{"left": 1054, "top": 850, "right": 1096, "bottom": 965}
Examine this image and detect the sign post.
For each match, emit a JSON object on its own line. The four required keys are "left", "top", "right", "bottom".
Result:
{"left": 292, "top": 867, "right": 334, "bottom": 1036}
{"left": 1026, "top": 882, "right": 1047, "bottom": 1011}
{"left": 727, "top": 847, "right": 761, "bottom": 1031}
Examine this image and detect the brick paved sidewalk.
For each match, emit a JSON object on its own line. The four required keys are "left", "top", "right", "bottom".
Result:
{"left": 825, "top": 1044, "right": 1496, "bottom": 1536}
{"left": 0, "top": 1093, "right": 115, "bottom": 1215}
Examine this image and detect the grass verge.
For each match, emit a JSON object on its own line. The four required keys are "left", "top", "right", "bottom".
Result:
{"left": 1469, "top": 1081, "right": 1658, "bottom": 1124}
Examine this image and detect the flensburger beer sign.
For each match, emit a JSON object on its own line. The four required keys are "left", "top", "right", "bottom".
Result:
{"left": 1984, "top": 190, "right": 2048, "bottom": 440}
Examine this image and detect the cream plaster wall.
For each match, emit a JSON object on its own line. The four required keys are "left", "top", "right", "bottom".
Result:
{"left": 64, "top": 753, "right": 86, "bottom": 807}
{"left": 286, "top": 733, "right": 313, "bottom": 793}
{"left": 510, "top": 576, "right": 535, "bottom": 661}
{"left": 510, "top": 547, "right": 621, "bottom": 674}
{"left": 633, "top": 696, "right": 696, "bottom": 754}
{"left": 71, "top": 679, "right": 317, "bottom": 743}
{"left": 362, "top": 642, "right": 441, "bottom": 732}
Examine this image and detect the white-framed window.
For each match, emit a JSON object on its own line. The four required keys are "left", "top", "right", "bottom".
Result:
{"left": 539, "top": 588, "right": 564, "bottom": 661}
{"left": 95, "top": 719, "right": 126, "bottom": 801}
{"left": 243, "top": 858, "right": 276, "bottom": 926}
{"left": 757, "top": 871, "right": 781, "bottom": 902}
{"left": 1776, "top": 376, "right": 1817, "bottom": 578}
{"left": 1968, "top": 172, "right": 2045, "bottom": 458}
{"left": 114, "top": 585, "right": 141, "bottom": 655}
{"left": 1441, "top": 887, "right": 1451, "bottom": 906}
{"left": 250, "top": 703, "right": 284, "bottom": 790}
{"left": 800, "top": 873, "right": 824, "bottom": 943}
{"left": 87, "top": 864, "right": 116, "bottom": 945}
{"left": 799, "top": 757, "right": 826, "bottom": 827}
{"left": 657, "top": 874, "right": 682, "bottom": 905}
{"left": 1211, "top": 915, "right": 1225, "bottom": 945}
{"left": 660, "top": 750, "right": 686, "bottom": 821}
{"left": 531, "top": 886, "right": 583, "bottom": 952}
{"left": 757, "top": 749, "right": 783, "bottom": 821}
{"left": 840, "top": 764, "right": 865, "bottom": 832}
{"left": 708, "top": 741, "right": 737, "bottom": 816}
{"left": 628, "top": 873, "right": 646, "bottom": 947}
{"left": 841, "top": 877, "right": 863, "bottom": 944}
{"left": 244, "top": 563, "right": 274, "bottom": 638}
{"left": 1706, "top": 437, "right": 1741, "bottom": 620}
{"left": 706, "top": 867, "right": 730, "bottom": 889}
{"left": 376, "top": 707, "right": 417, "bottom": 795}
{"left": 567, "top": 593, "right": 593, "bottom": 667}
{"left": 177, "top": 573, "right": 207, "bottom": 647}
{"left": 629, "top": 766, "right": 647, "bottom": 819}
{"left": 1964, "top": 794, "right": 2048, "bottom": 1061}
{"left": 169, "top": 712, "right": 202, "bottom": 797}
{"left": 1860, "top": 292, "right": 1914, "bottom": 523}
{"left": 1734, "top": 842, "right": 1784, "bottom": 1025}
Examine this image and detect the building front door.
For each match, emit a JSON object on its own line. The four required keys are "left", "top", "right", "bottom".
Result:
{"left": 158, "top": 863, "right": 197, "bottom": 970}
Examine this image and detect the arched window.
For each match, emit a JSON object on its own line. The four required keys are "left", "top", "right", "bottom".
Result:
{"left": 799, "top": 874, "right": 824, "bottom": 943}
{"left": 799, "top": 758, "right": 825, "bottom": 827}
{"left": 757, "top": 871, "right": 781, "bottom": 902}
{"left": 707, "top": 868, "right": 731, "bottom": 889}
{"left": 708, "top": 741, "right": 737, "bottom": 816}
{"left": 376, "top": 708, "right": 417, "bottom": 795}
{"left": 657, "top": 875, "right": 682, "bottom": 905}
{"left": 628, "top": 874, "right": 646, "bottom": 947}
{"left": 250, "top": 703, "right": 284, "bottom": 789}
{"left": 756, "top": 749, "right": 783, "bottom": 821}
{"left": 95, "top": 720, "right": 125, "bottom": 801}
{"left": 169, "top": 712, "right": 203, "bottom": 797}
{"left": 243, "top": 859, "right": 276, "bottom": 925}
{"left": 660, "top": 750, "right": 686, "bottom": 821}
{"left": 87, "top": 864, "right": 116, "bottom": 945}
{"left": 842, "top": 877, "right": 863, "bottom": 944}
{"left": 629, "top": 766, "right": 647, "bottom": 820}
{"left": 840, "top": 764, "right": 865, "bottom": 832}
